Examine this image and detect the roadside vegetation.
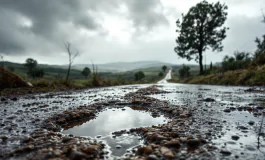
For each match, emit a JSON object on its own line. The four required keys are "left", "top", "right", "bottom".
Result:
{"left": 0, "top": 59, "right": 167, "bottom": 96}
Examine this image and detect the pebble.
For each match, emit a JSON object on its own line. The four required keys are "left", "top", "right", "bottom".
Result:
{"left": 248, "top": 121, "right": 255, "bottom": 125}
{"left": 231, "top": 135, "right": 240, "bottom": 141}
{"left": 116, "top": 145, "right": 122, "bottom": 149}
{"left": 220, "top": 150, "right": 232, "bottom": 156}
{"left": 187, "top": 139, "right": 200, "bottom": 149}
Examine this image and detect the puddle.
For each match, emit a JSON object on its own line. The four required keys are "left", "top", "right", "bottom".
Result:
{"left": 62, "top": 106, "right": 168, "bottom": 157}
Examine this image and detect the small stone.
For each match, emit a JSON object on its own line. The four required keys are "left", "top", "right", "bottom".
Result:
{"left": 248, "top": 121, "right": 255, "bottom": 125}
{"left": 238, "top": 126, "right": 248, "bottom": 130}
{"left": 1, "top": 136, "right": 8, "bottom": 140}
{"left": 143, "top": 146, "right": 153, "bottom": 155}
{"left": 223, "top": 109, "right": 231, "bottom": 113}
{"left": 62, "top": 137, "right": 72, "bottom": 143}
{"left": 148, "top": 154, "right": 159, "bottom": 160}
{"left": 165, "top": 140, "right": 181, "bottom": 148}
{"left": 160, "top": 147, "right": 175, "bottom": 159}
{"left": 179, "top": 114, "right": 186, "bottom": 118}
{"left": 70, "top": 150, "right": 88, "bottom": 160}
{"left": 11, "top": 97, "right": 18, "bottom": 101}
{"left": 23, "top": 137, "right": 34, "bottom": 143}
{"left": 187, "top": 139, "right": 200, "bottom": 149}
{"left": 84, "top": 146, "right": 97, "bottom": 153}
{"left": 220, "top": 150, "right": 232, "bottom": 156}
{"left": 203, "top": 98, "right": 215, "bottom": 102}
{"left": 231, "top": 135, "right": 240, "bottom": 141}
{"left": 116, "top": 145, "right": 122, "bottom": 149}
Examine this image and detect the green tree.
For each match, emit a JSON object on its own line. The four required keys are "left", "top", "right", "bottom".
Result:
{"left": 32, "top": 68, "right": 44, "bottom": 78}
{"left": 162, "top": 65, "right": 167, "bottom": 73}
{"left": 135, "top": 71, "right": 145, "bottom": 81}
{"left": 81, "top": 67, "right": 91, "bottom": 78}
{"left": 174, "top": 0, "right": 228, "bottom": 75}
{"left": 179, "top": 65, "right": 190, "bottom": 78}
{"left": 24, "top": 58, "right": 37, "bottom": 76}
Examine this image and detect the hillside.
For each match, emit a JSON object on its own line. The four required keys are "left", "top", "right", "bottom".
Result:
{"left": 72, "top": 61, "right": 174, "bottom": 72}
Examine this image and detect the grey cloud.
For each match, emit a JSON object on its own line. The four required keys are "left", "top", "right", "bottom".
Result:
{"left": 126, "top": 0, "right": 168, "bottom": 30}
{"left": 0, "top": 0, "right": 168, "bottom": 56}
{"left": 223, "top": 15, "right": 264, "bottom": 54}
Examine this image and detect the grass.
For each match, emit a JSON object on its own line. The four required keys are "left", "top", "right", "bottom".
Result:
{"left": 0, "top": 64, "right": 166, "bottom": 97}
{"left": 169, "top": 65, "right": 265, "bottom": 86}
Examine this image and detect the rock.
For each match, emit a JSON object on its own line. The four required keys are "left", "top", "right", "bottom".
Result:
{"left": 179, "top": 114, "right": 186, "bottom": 118}
{"left": 160, "top": 147, "right": 175, "bottom": 159}
{"left": 203, "top": 98, "right": 215, "bottom": 102}
{"left": 70, "top": 150, "right": 88, "bottom": 160}
{"left": 27, "top": 82, "right": 33, "bottom": 87}
{"left": 57, "top": 118, "right": 66, "bottom": 124}
{"left": 84, "top": 146, "right": 97, "bottom": 154}
{"left": 11, "top": 97, "right": 18, "bottom": 101}
{"left": 165, "top": 140, "right": 181, "bottom": 148}
{"left": 231, "top": 135, "right": 240, "bottom": 141}
{"left": 62, "top": 137, "right": 72, "bottom": 143}
{"left": 220, "top": 150, "right": 232, "bottom": 156}
{"left": 23, "top": 137, "right": 34, "bottom": 143}
{"left": 245, "top": 145, "right": 256, "bottom": 151}
{"left": 187, "top": 139, "right": 200, "bottom": 149}
{"left": 1, "top": 136, "right": 8, "bottom": 140}
{"left": 1, "top": 97, "right": 6, "bottom": 101}
{"left": 147, "top": 154, "right": 159, "bottom": 160}
{"left": 223, "top": 109, "right": 231, "bottom": 113}
{"left": 143, "top": 146, "right": 153, "bottom": 155}
{"left": 238, "top": 126, "right": 248, "bottom": 130}
{"left": 156, "top": 134, "right": 165, "bottom": 142}
{"left": 137, "top": 147, "right": 145, "bottom": 155}
{"left": 116, "top": 145, "right": 122, "bottom": 149}
{"left": 248, "top": 121, "right": 255, "bottom": 125}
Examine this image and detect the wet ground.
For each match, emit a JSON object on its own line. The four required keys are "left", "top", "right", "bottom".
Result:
{"left": 1, "top": 71, "right": 265, "bottom": 159}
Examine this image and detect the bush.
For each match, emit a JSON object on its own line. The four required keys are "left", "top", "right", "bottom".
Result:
{"left": 221, "top": 51, "right": 251, "bottom": 72}
{"left": 179, "top": 65, "right": 190, "bottom": 78}
{"left": 135, "top": 71, "right": 145, "bottom": 81}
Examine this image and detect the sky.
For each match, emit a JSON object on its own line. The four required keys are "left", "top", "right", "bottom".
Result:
{"left": 0, "top": 0, "right": 264, "bottom": 65}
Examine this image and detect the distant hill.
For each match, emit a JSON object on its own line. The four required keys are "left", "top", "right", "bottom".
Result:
{"left": 1, "top": 61, "right": 176, "bottom": 79}
{"left": 72, "top": 61, "right": 174, "bottom": 72}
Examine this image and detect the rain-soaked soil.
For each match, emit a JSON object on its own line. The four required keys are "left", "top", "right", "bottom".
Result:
{"left": 0, "top": 71, "right": 265, "bottom": 160}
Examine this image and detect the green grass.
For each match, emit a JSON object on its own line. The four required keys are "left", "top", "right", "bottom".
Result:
{"left": 170, "top": 65, "right": 265, "bottom": 86}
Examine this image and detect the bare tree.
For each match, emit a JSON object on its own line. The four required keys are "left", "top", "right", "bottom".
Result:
{"left": 64, "top": 42, "right": 80, "bottom": 81}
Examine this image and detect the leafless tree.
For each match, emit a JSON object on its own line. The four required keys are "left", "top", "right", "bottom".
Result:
{"left": 64, "top": 42, "right": 80, "bottom": 81}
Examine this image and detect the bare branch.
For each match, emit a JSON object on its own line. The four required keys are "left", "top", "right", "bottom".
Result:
{"left": 64, "top": 42, "right": 80, "bottom": 81}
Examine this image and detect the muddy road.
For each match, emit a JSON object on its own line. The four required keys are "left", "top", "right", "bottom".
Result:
{"left": 1, "top": 71, "right": 265, "bottom": 159}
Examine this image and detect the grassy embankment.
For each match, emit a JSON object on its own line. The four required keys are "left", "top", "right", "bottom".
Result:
{"left": 169, "top": 65, "right": 265, "bottom": 86}
{"left": 0, "top": 63, "right": 167, "bottom": 96}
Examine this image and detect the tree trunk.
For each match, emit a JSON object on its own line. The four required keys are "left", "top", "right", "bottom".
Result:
{"left": 66, "top": 64, "right": 71, "bottom": 81}
{"left": 199, "top": 51, "right": 203, "bottom": 75}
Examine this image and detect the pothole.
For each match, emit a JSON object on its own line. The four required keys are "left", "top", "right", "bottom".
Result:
{"left": 62, "top": 106, "right": 168, "bottom": 157}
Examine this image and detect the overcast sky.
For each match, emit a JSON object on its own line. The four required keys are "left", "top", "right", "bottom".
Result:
{"left": 0, "top": 0, "right": 264, "bottom": 65}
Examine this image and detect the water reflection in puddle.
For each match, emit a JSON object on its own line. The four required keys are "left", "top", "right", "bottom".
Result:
{"left": 63, "top": 106, "right": 168, "bottom": 157}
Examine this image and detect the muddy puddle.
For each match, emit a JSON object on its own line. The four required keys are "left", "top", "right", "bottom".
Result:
{"left": 63, "top": 106, "right": 168, "bottom": 157}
